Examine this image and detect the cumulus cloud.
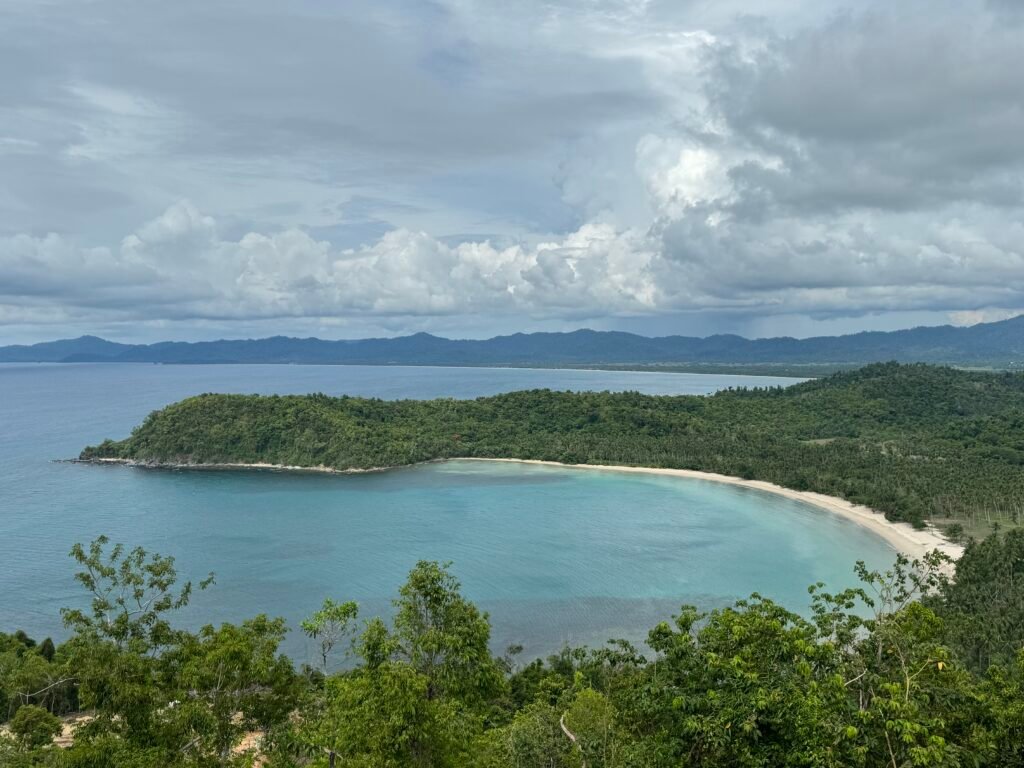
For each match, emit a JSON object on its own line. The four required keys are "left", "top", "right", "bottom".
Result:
{"left": 949, "top": 308, "right": 1024, "bottom": 327}
{"left": 3, "top": 194, "right": 1022, "bottom": 330}
{"left": 0, "top": 202, "right": 662, "bottom": 324}
{"left": 630, "top": 0, "right": 1024, "bottom": 320}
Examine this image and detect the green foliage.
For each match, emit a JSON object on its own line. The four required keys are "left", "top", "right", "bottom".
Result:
{"left": 5, "top": 532, "right": 1024, "bottom": 766}
{"left": 472, "top": 700, "right": 576, "bottom": 768}
{"left": 392, "top": 561, "right": 505, "bottom": 706}
{"left": 302, "top": 662, "right": 467, "bottom": 767}
{"left": 82, "top": 363, "right": 1024, "bottom": 528}
{"left": 286, "top": 561, "right": 504, "bottom": 767}
{"left": 167, "top": 615, "right": 301, "bottom": 762}
{"left": 9, "top": 705, "right": 61, "bottom": 749}
{"left": 0, "top": 629, "right": 77, "bottom": 725}
{"left": 564, "top": 688, "right": 619, "bottom": 768}
{"left": 637, "top": 599, "right": 857, "bottom": 766}
{"left": 61, "top": 535, "right": 214, "bottom": 652}
{"left": 931, "top": 528, "right": 1024, "bottom": 673}
{"left": 25, "top": 537, "right": 299, "bottom": 768}
{"left": 301, "top": 599, "right": 359, "bottom": 673}
{"left": 981, "top": 651, "right": 1024, "bottom": 767}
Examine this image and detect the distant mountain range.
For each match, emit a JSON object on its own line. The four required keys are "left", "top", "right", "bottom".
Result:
{"left": 2, "top": 315, "right": 1023, "bottom": 369}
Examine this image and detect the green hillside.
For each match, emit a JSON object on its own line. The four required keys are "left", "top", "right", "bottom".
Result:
{"left": 82, "top": 363, "right": 1024, "bottom": 529}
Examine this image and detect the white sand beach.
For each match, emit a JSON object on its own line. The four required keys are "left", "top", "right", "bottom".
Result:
{"left": 462, "top": 458, "right": 964, "bottom": 562}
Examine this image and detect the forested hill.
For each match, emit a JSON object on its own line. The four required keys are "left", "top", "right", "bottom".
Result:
{"left": 8, "top": 313, "right": 1024, "bottom": 367}
{"left": 82, "top": 363, "right": 1024, "bottom": 529}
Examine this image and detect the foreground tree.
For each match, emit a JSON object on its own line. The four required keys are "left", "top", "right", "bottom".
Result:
{"left": 9, "top": 705, "right": 62, "bottom": 750}
{"left": 4, "top": 534, "right": 1024, "bottom": 766}
{"left": 392, "top": 561, "right": 506, "bottom": 706}
{"left": 301, "top": 599, "right": 359, "bottom": 673}
{"left": 981, "top": 650, "right": 1024, "bottom": 767}
{"left": 168, "top": 616, "right": 301, "bottom": 764}
{"left": 280, "top": 561, "right": 507, "bottom": 767}
{"left": 933, "top": 528, "right": 1024, "bottom": 673}
{"left": 55, "top": 537, "right": 299, "bottom": 767}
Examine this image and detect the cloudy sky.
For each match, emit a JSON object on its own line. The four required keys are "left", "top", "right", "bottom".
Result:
{"left": 2, "top": 0, "right": 1023, "bottom": 343}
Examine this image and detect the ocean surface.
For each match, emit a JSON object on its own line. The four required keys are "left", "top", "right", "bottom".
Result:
{"left": 0, "top": 363, "right": 896, "bottom": 663}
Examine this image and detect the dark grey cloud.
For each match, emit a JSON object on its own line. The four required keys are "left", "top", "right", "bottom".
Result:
{"left": 0, "top": 0, "right": 663, "bottom": 243}
{"left": 631, "top": 0, "right": 1024, "bottom": 323}
{"left": 706, "top": 5, "right": 1024, "bottom": 214}
{"left": 39, "top": 0, "right": 654, "bottom": 163}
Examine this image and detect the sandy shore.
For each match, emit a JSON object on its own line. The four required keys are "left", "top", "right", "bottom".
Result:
{"left": 461, "top": 458, "right": 964, "bottom": 562}
{"left": 83, "top": 456, "right": 961, "bottom": 561}
{"left": 81, "top": 457, "right": 387, "bottom": 474}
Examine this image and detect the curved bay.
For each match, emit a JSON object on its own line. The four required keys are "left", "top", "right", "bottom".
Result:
{"left": 0, "top": 363, "right": 894, "bottom": 663}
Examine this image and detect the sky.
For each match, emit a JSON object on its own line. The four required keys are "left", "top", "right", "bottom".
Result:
{"left": 1, "top": 0, "right": 1023, "bottom": 344}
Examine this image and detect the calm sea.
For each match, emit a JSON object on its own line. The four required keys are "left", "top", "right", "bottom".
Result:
{"left": 0, "top": 363, "right": 895, "bottom": 662}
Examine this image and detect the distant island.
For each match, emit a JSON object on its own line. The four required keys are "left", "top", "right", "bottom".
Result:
{"left": 81, "top": 363, "right": 1024, "bottom": 535}
{"left": 7, "top": 314, "right": 1024, "bottom": 372}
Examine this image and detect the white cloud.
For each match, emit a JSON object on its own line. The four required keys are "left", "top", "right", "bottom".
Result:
{"left": 0, "top": 203, "right": 661, "bottom": 323}
{"left": 2, "top": 195, "right": 1022, "bottom": 331}
{"left": 949, "top": 308, "right": 1024, "bottom": 327}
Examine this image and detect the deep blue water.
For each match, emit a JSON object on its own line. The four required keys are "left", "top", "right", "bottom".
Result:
{"left": 0, "top": 363, "right": 895, "bottom": 663}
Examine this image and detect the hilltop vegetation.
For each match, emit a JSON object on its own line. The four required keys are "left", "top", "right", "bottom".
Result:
{"left": 3, "top": 533, "right": 1024, "bottom": 766}
{"left": 83, "top": 363, "right": 1024, "bottom": 529}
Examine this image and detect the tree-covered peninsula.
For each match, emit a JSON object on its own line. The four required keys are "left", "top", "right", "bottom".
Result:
{"left": 81, "top": 363, "right": 1024, "bottom": 530}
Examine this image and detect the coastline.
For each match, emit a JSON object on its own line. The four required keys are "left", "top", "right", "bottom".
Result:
{"left": 81, "top": 456, "right": 962, "bottom": 561}
{"left": 79, "top": 457, "right": 389, "bottom": 474}
{"left": 461, "top": 459, "right": 963, "bottom": 562}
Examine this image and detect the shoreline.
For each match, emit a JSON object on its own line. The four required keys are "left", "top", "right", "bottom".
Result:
{"left": 461, "top": 459, "right": 963, "bottom": 562}
{"left": 79, "top": 456, "right": 962, "bottom": 561}
{"left": 78, "top": 457, "right": 391, "bottom": 474}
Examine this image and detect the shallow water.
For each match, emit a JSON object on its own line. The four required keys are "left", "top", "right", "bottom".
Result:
{"left": 0, "top": 363, "right": 894, "bottom": 663}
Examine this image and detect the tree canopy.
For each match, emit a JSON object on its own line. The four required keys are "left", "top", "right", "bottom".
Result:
{"left": 83, "top": 363, "right": 1024, "bottom": 529}
{"left": 2, "top": 532, "right": 1024, "bottom": 766}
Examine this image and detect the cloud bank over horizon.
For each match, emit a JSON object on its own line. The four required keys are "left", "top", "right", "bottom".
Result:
{"left": 1, "top": 0, "right": 1022, "bottom": 343}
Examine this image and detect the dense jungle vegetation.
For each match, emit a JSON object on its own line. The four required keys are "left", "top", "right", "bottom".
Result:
{"left": 82, "top": 363, "right": 1024, "bottom": 529}
{"left": 2, "top": 532, "right": 1024, "bottom": 767}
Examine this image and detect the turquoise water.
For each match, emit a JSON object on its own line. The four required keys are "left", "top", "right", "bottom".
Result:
{"left": 0, "top": 363, "right": 895, "bottom": 663}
